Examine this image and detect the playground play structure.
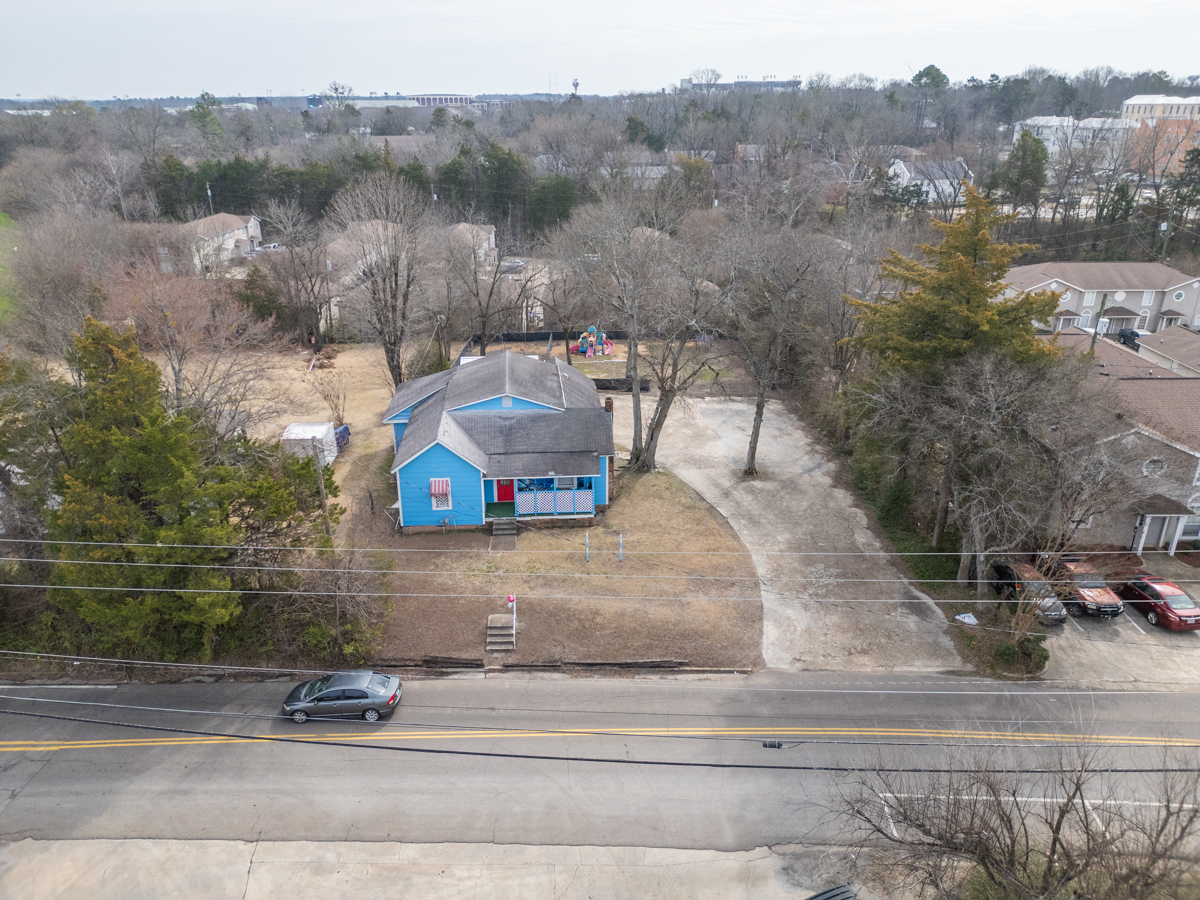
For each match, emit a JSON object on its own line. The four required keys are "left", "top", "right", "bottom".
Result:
{"left": 575, "top": 326, "right": 614, "bottom": 359}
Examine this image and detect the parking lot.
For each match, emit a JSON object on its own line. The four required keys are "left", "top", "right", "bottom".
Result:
{"left": 1043, "top": 553, "right": 1200, "bottom": 689}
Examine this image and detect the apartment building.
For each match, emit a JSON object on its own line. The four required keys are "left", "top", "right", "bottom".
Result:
{"left": 1001, "top": 261, "right": 1200, "bottom": 334}
{"left": 1121, "top": 95, "right": 1200, "bottom": 123}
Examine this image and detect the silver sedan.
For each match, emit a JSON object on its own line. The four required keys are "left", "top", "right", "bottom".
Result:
{"left": 282, "top": 670, "right": 402, "bottom": 723}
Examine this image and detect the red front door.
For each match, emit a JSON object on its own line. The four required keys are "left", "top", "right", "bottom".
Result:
{"left": 497, "top": 479, "right": 514, "bottom": 502}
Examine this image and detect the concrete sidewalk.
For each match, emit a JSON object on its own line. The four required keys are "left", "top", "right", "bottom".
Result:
{"left": 611, "top": 396, "right": 960, "bottom": 672}
{"left": 0, "top": 839, "right": 867, "bottom": 899}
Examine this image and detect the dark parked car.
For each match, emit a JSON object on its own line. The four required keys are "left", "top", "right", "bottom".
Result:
{"left": 282, "top": 670, "right": 402, "bottom": 723}
{"left": 989, "top": 559, "right": 1068, "bottom": 625}
{"left": 1117, "top": 572, "right": 1200, "bottom": 631}
{"left": 1041, "top": 558, "right": 1124, "bottom": 618}
{"left": 1116, "top": 328, "right": 1142, "bottom": 350}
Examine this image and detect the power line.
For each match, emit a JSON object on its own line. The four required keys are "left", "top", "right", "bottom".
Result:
{"left": 14, "top": 555, "right": 1200, "bottom": 588}
{"left": 1, "top": 706, "right": 1195, "bottom": 773}
{"left": 12, "top": 692, "right": 1145, "bottom": 749}
{"left": 6, "top": 536, "right": 1191, "bottom": 557}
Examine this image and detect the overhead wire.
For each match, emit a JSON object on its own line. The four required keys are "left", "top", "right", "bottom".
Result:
{"left": 2, "top": 706, "right": 1197, "bottom": 772}
{"left": 9, "top": 692, "right": 1160, "bottom": 749}
{"left": 10, "top": 554, "right": 1200, "bottom": 589}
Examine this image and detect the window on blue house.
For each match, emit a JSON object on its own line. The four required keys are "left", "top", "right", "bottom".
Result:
{"left": 430, "top": 478, "right": 452, "bottom": 510}
{"left": 575, "top": 477, "right": 593, "bottom": 490}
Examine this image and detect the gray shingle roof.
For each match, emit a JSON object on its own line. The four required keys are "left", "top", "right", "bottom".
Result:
{"left": 382, "top": 368, "right": 454, "bottom": 422}
{"left": 387, "top": 352, "right": 612, "bottom": 476}
{"left": 444, "top": 352, "right": 567, "bottom": 410}
{"left": 555, "top": 358, "right": 602, "bottom": 408}
{"left": 452, "top": 409, "right": 615, "bottom": 457}
{"left": 1007, "top": 262, "right": 1194, "bottom": 294}
{"left": 486, "top": 452, "right": 602, "bottom": 478}
{"left": 1144, "top": 324, "right": 1200, "bottom": 369}
{"left": 390, "top": 388, "right": 450, "bottom": 471}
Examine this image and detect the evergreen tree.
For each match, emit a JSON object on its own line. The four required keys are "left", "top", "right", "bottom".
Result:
{"left": 529, "top": 175, "right": 579, "bottom": 231}
{"left": 46, "top": 319, "right": 338, "bottom": 657}
{"left": 850, "top": 186, "right": 1059, "bottom": 378}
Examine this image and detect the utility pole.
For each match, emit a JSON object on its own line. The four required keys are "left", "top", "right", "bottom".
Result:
{"left": 310, "top": 437, "right": 332, "bottom": 538}
{"left": 1089, "top": 293, "right": 1109, "bottom": 352}
{"left": 1160, "top": 205, "right": 1175, "bottom": 259}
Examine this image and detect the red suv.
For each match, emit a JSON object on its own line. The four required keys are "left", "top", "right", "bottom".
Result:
{"left": 1041, "top": 558, "right": 1124, "bottom": 618}
{"left": 1117, "top": 572, "right": 1200, "bottom": 631}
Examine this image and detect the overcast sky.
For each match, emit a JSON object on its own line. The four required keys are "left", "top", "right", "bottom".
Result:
{"left": 3, "top": 0, "right": 1198, "bottom": 100}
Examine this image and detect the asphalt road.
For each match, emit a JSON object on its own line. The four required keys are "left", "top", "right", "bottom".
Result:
{"left": 2, "top": 672, "right": 1199, "bottom": 851}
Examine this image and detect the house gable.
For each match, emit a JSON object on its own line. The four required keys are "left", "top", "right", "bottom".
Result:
{"left": 394, "top": 442, "right": 484, "bottom": 527}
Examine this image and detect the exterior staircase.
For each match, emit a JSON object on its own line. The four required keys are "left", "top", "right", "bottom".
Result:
{"left": 491, "top": 519, "right": 518, "bottom": 536}
{"left": 486, "top": 614, "right": 516, "bottom": 653}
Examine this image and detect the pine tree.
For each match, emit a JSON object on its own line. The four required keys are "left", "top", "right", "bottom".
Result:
{"left": 849, "top": 186, "right": 1059, "bottom": 378}
{"left": 46, "top": 319, "right": 339, "bottom": 657}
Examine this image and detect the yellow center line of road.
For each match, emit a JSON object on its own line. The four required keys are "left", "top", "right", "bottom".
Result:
{"left": 2, "top": 725, "right": 1199, "bottom": 753}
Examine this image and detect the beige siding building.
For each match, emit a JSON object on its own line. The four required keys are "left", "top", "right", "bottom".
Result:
{"left": 1001, "top": 262, "right": 1200, "bottom": 334}
{"left": 1121, "top": 95, "right": 1200, "bottom": 122}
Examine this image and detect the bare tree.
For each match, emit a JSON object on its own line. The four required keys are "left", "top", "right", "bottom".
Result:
{"left": 836, "top": 742, "right": 1200, "bottom": 900}
{"left": 328, "top": 172, "right": 431, "bottom": 388}
{"left": 102, "top": 257, "right": 285, "bottom": 440}
{"left": 437, "top": 222, "right": 537, "bottom": 357}
{"left": 728, "top": 222, "right": 819, "bottom": 474}
{"left": 689, "top": 68, "right": 723, "bottom": 100}
{"left": 322, "top": 81, "right": 354, "bottom": 111}
{"left": 857, "top": 352, "right": 1150, "bottom": 603}
{"left": 6, "top": 208, "right": 128, "bottom": 358}
{"left": 554, "top": 191, "right": 675, "bottom": 464}
{"left": 309, "top": 370, "right": 348, "bottom": 426}
{"left": 114, "top": 104, "right": 172, "bottom": 167}
{"left": 259, "top": 199, "right": 335, "bottom": 346}
{"left": 536, "top": 265, "right": 595, "bottom": 364}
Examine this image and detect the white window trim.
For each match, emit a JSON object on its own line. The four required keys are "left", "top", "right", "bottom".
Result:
{"left": 1079, "top": 311, "right": 1091, "bottom": 328}
{"left": 1141, "top": 290, "right": 1154, "bottom": 306}
{"left": 1083, "top": 291, "right": 1095, "bottom": 306}
{"left": 431, "top": 480, "right": 453, "bottom": 511}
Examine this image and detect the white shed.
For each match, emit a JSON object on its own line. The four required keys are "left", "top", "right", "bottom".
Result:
{"left": 281, "top": 422, "right": 338, "bottom": 463}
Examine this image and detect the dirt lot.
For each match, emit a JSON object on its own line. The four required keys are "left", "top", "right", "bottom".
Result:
{"left": 609, "top": 394, "right": 962, "bottom": 673}
{"left": 343, "top": 469, "right": 762, "bottom": 669}
{"left": 465, "top": 338, "right": 758, "bottom": 398}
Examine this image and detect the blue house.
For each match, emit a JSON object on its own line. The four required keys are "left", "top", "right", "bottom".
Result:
{"left": 383, "top": 352, "right": 615, "bottom": 530}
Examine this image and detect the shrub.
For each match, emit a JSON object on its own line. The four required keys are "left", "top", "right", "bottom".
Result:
{"left": 1018, "top": 637, "right": 1049, "bottom": 669}
{"left": 993, "top": 642, "right": 1020, "bottom": 664}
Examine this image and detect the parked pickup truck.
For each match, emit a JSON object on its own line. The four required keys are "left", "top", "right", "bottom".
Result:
{"left": 1042, "top": 557, "right": 1124, "bottom": 618}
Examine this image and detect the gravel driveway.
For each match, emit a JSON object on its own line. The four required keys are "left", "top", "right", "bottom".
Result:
{"left": 609, "top": 396, "right": 961, "bottom": 672}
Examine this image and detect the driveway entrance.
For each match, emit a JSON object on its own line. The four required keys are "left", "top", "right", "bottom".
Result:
{"left": 610, "top": 396, "right": 961, "bottom": 672}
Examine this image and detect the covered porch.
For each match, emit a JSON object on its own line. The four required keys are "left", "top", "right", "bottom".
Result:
{"left": 1131, "top": 494, "right": 1195, "bottom": 556}
{"left": 1098, "top": 305, "right": 1143, "bottom": 334}
{"left": 485, "top": 476, "right": 597, "bottom": 520}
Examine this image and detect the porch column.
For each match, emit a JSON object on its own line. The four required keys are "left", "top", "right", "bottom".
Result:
{"left": 1169, "top": 515, "right": 1187, "bottom": 557}
{"left": 1134, "top": 514, "right": 1150, "bottom": 555}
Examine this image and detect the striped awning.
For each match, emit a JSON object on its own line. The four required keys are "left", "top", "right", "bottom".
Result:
{"left": 430, "top": 478, "right": 451, "bottom": 497}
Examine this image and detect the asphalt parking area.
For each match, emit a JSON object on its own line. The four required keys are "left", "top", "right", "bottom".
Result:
{"left": 1043, "top": 601, "right": 1200, "bottom": 687}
